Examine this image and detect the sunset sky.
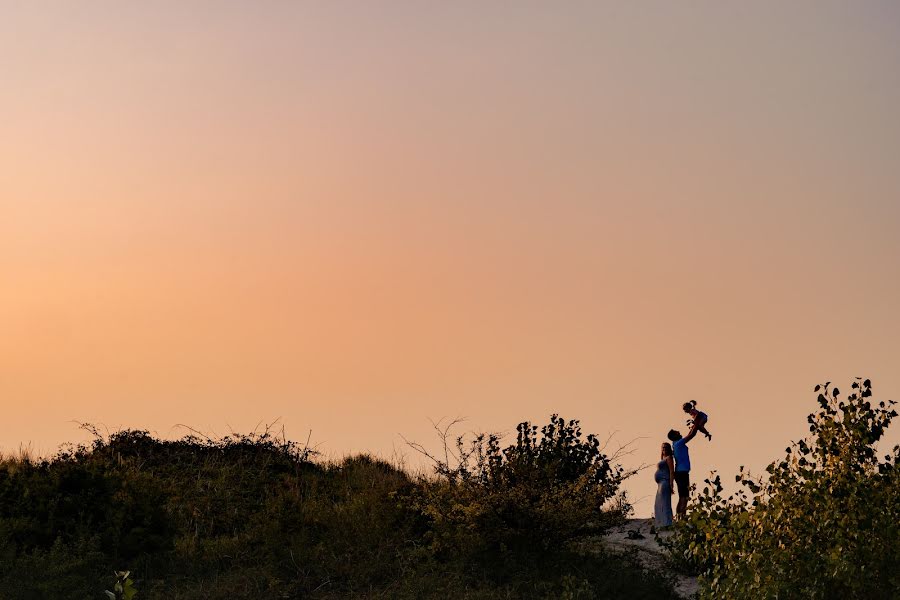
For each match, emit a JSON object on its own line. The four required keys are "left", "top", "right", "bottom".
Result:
{"left": 2, "top": 2, "right": 900, "bottom": 514}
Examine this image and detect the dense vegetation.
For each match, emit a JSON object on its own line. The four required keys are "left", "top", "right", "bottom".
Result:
{"left": 665, "top": 379, "right": 900, "bottom": 599}
{"left": 0, "top": 416, "right": 676, "bottom": 599}
{"left": 408, "top": 415, "right": 632, "bottom": 560}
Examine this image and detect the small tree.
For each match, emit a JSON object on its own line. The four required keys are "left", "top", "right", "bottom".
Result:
{"left": 666, "top": 379, "right": 900, "bottom": 599}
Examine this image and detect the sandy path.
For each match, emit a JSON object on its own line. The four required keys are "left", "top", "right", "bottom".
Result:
{"left": 580, "top": 518, "right": 698, "bottom": 599}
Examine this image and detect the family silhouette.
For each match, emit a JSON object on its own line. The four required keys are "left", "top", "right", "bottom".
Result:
{"left": 654, "top": 401, "right": 712, "bottom": 527}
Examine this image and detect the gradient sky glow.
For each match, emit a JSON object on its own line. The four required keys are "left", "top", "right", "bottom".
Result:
{"left": 2, "top": 1, "right": 900, "bottom": 513}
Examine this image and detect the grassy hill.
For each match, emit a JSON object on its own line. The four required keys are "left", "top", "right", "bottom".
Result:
{"left": 4, "top": 381, "right": 895, "bottom": 599}
{"left": 0, "top": 420, "right": 678, "bottom": 599}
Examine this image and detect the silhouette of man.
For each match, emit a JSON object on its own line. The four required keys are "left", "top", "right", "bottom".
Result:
{"left": 667, "top": 427, "right": 697, "bottom": 519}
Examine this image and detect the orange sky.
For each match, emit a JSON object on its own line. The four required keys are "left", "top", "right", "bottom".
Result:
{"left": 2, "top": 2, "right": 900, "bottom": 514}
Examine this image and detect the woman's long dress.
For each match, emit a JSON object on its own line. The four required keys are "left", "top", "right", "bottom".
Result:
{"left": 654, "top": 459, "right": 673, "bottom": 527}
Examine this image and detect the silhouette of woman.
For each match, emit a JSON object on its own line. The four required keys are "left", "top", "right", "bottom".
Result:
{"left": 654, "top": 442, "right": 675, "bottom": 527}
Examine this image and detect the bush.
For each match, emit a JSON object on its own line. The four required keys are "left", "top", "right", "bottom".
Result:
{"left": 0, "top": 536, "right": 107, "bottom": 600}
{"left": 665, "top": 379, "right": 900, "bottom": 599}
{"left": 409, "top": 415, "right": 632, "bottom": 563}
{"left": 0, "top": 435, "right": 174, "bottom": 562}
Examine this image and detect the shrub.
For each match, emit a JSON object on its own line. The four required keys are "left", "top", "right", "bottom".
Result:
{"left": 0, "top": 536, "right": 108, "bottom": 600}
{"left": 0, "top": 435, "right": 173, "bottom": 562}
{"left": 665, "top": 379, "right": 900, "bottom": 599}
{"left": 408, "top": 415, "right": 632, "bottom": 563}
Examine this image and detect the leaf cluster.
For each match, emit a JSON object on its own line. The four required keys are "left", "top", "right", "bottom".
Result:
{"left": 664, "top": 379, "right": 900, "bottom": 599}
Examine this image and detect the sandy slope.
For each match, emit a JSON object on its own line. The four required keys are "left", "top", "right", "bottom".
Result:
{"left": 582, "top": 518, "right": 699, "bottom": 599}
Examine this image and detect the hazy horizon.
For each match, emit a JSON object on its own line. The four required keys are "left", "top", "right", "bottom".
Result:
{"left": 3, "top": 1, "right": 900, "bottom": 514}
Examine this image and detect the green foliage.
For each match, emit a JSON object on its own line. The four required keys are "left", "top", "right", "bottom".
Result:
{"left": 0, "top": 436, "right": 172, "bottom": 561}
{"left": 0, "top": 536, "right": 107, "bottom": 600}
{"left": 665, "top": 379, "right": 900, "bottom": 599}
{"left": 0, "top": 418, "right": 674, "bottom": 599}
{"left": 106, "top": 571, "right": 137, "bottom": 600}
{"left": 409, "top": 415, "right": 631, "bottom": 561}
{"left": 399, "top": 415, "right": 677, "bottom": 598}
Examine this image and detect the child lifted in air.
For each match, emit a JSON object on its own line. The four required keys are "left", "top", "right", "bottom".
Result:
{"left": 683, "top": 400, "right": 711, "bottom": 441}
